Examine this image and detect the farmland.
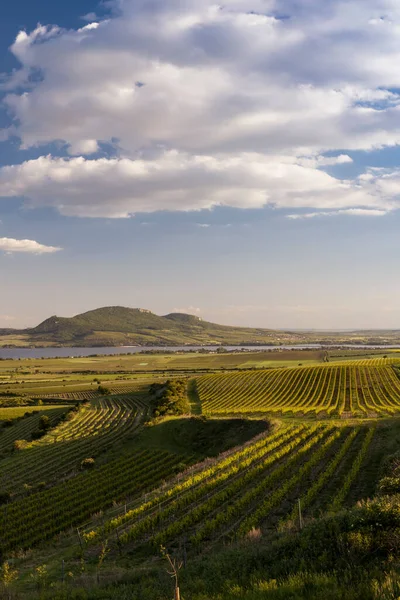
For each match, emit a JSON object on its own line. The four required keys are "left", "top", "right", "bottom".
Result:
{"left": 79, "top": 422, "right": 378, "bottom": 553}
{"left": 196, "top": 360, "right": 400, "bottom": 417}
{"left": 1, "top": 349, "right": 400, "bottom": 599}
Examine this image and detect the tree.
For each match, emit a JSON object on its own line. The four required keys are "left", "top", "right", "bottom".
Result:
{"left": 39, "top": 415, "right": 51, "bottom": 431}
{"left": 98, "top": 385, "right": 110, "bottom": 395}
{"left": 161, "top": 546, "right": 182, "bottom": 600}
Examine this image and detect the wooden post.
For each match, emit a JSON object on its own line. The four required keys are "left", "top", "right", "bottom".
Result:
{"left": 183, "top": 538, "right": 187, "bottom": 569}
{"left": 62, "top": 559, "right": 65, "bottom": 583}
{"left": 174, "top": 587, "right": 180, "bottom": 600}
{"left": 77, "top": 528, "right": 83, "bottom": 551}
{"left": 298, "top": 498, "right": 303, "bottom": 530}
{"left": 116, "top": 529, "right": 122, "bottom": 556}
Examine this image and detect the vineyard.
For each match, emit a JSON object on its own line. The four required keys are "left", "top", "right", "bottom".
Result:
{"left": 78, "top": 421, "right": 378, "bottom": 556}
{"left": 2, "top": 350, "right": 400, "bottom": 600}
{"left": 30, "top": 383, "right": 147, "bottom": 401}
{"left": 0, "top": 384, "right": 198, "bottom": 553}
{"left": 0, "top": 394, "right": 149, "bottom": 497}
{"left": 0, "top": 446, "right": 187, "bottom": 553}
{"left": 0, "top": 406, "right": 68, "bottom": 455}
{"left": 196, "top": 361, "right": 400, "bottom": 417}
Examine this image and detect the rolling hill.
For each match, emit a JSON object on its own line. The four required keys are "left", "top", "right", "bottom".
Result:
{"left": 1, "top": 306, "right": 400, "bottom": 348}
{"left": 20, "top": 306, "right": 302, "bottom": 347}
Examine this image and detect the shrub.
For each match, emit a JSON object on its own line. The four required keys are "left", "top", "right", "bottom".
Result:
{"left": 38, "top": 415, "right": 51, "bottom": 431}
{"left": 81, "top": 458, "right": 95, "bottom": 470}
{"left": 149, "top": 379, "right": 190, "bottom": 417}
{"left": 98, "top": 385, "right": 110, "bottom": 395}
{"left": 0, "top": 561, "right": 18, "bottom": 590}
{"left": 13, "top": 440, "right": 28, "bottom": 451}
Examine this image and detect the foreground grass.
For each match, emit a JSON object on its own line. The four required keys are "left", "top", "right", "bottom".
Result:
{"left": 10, "top": 493, "right": 400, "bottom": 599}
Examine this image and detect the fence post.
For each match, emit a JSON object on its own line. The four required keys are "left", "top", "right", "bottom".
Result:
{"left": 183, "top": 537, "right": 187, "bottom": 569}
{"left": 77, "top": 528, "right": 83, "bottom": 551}
{"left": 298, "top": 498, "right": 303, "bottom": 530}
{"left": 116, "top": 529, "right": 122, "bottom": 557}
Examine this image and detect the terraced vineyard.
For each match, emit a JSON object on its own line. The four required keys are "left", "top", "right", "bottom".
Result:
{"left": 0, "top": 406, "right": 69, "bottom": 455}
{"left": 0, "top": 394, "right": 147, "bottom": 497}
{"left": 0, "top": 383, "right": 198, "bottom": 553}
{"left": 79, "top": 421, "right": 377, "bottom": 555}
{"left": 196, "top": 361, "right": 400, "bottom": 417}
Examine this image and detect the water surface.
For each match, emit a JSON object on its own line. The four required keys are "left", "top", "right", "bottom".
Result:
{"left": 0, "top": 344, "right": 399, "bottom": 360}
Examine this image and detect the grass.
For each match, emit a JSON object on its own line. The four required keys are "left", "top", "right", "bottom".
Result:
{"left": 12, "top": 489, "right": 400, "bottom": 599}
{"left": 135, "top": 416, "right": 270, "bottom": 457}
{"left": 0, "top": 405, "right": 68, "bottom": 420}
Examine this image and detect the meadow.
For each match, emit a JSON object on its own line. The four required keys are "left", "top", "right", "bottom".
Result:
{"left": 1, "top": 348, "right": 400, "bottom": 599}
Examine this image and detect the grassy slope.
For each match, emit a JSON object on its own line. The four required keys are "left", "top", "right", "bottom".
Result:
{"left": 3, "top": 306, "right": 400, "bottom": 347}
{"left": 19, "top": 306, "right": 304, "bottom": 346}
{"left": 135, "top": 416, "right": 270, "bottom": 457}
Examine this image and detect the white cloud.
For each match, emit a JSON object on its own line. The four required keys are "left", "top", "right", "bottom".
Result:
{"left": 317, "top": 155, "right": 353, "bottom": 167}
{"left": 0, "top": 237, "right": 62, "bottom": 254}
{"left": 81, "top": 13, "right": 99, "bottom": 22}
{"left": 287, "top": 208, "right": 389, "bottom": 219}
{"left": 1, "top": 1, "right": 400, "bottom": 217}
{"left": 0, "top": 152, "right": 397, "bottom": 218}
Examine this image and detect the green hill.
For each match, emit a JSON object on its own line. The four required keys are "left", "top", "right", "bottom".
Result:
{"left": 17, "top": 305, "right": 305, "bottom": 347}
{"left": 3, "top": 306, "right": 400, "bottom": 348}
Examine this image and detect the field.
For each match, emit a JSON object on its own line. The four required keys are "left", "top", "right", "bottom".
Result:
{"left": 1, "top": 349, "right": 400, "bottom": 599}
{"left": 78, "top": 421, "right": 380, "bottom": 554}
{"left": 196, "top": 360, "right": 400, "bottom": 417}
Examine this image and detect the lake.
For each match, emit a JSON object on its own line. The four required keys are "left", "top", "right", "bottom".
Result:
{"left": 0, "top": 344, "right": 399, "bottom": 360}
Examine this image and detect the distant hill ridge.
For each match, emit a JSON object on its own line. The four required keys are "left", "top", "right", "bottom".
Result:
{"left": 1, "top": 306, "right": 400, "bottom": 348}
{"left": 21, "top": 305, "right": 296, "bottom": 347}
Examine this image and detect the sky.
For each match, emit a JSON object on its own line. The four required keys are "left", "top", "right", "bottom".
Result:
{"left": 1, "top": 0, "right": 400, "bottom": 330}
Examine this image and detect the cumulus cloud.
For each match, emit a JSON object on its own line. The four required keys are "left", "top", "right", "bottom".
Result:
{"left": 1, "top": 0, "right": 400, "bottom": 217}
{"left": 0, "top": 153, "right": 397, "bottom": 218}
{"left": 0, "top": 237, "right": 62, "bottom": 254}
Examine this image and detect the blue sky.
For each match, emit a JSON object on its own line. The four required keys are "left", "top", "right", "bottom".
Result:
{"left": 1, "top": 0, "right": 400, "bottom": 330}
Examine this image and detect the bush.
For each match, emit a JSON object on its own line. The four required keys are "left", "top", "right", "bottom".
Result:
{"left": 98, "top": 385, "right": 110, "bottom": 395}
{"left": 13, "top": 440, "right": 28, "bottom": 451}
{"left": 39, "top": 415, "right": 51, "bottom": 431}
{"left": 149, "top": 380, "right": 190, "bottom": 417}
{"left": 81, "top": 458, "right": 95, "bottom": 470}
